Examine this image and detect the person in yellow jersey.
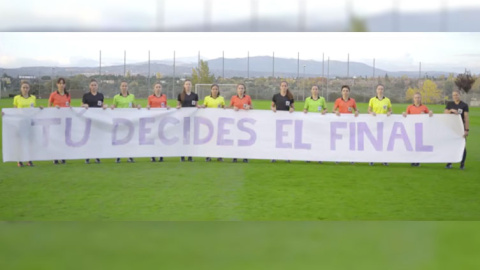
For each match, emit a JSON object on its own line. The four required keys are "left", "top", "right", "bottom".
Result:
{"left": 367, "top": 84, "right": 392, "bottom": 166}
{"left": 202, "top": 84, "right": 225, "bottom": 109}
{"left": 201, "top": 84, "right": 225, "bottom": 162}
{"left": 303, "top": 85, "right": 327, "bottom": 164}
{"left": 13, "top": 81, "right": 37, "bottom": 109}
{"left": 13, "top": 81, "right": 42, "bottom": 167}
{"left": 111, "top": 81, "right": 141, "bottom": 163}
{"left": 303, "top": 85, "right": 327, "bottom": 114}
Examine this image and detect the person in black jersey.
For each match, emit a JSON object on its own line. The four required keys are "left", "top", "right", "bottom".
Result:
{"left": 176, "top": 80, "right": 199, "bottom": 162}
{"left": 81, "top": 79, "right": 106, "bottom": 164}
{"left": 271, "top": 81, "right": 294, "bottom": 163}
{"left": 271, "top": 81, "right": 295, "bottom": 113}
{"left": 445, "top": 90, "right": 470, "bottom": 170}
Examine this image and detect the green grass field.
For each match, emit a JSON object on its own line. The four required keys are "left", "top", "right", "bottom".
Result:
{"left": 1, "top": 98, "right": 479, "bottom": 221}
{"left": 1, "top": 97, "right": 480, "bottom": 269}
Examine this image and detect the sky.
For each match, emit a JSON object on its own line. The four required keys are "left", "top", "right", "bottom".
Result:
{"left": 1, "top": 32, "right": 479, "bottom": 74}
{"left": 0, "top": 0, "right": 479, "bottom": 30}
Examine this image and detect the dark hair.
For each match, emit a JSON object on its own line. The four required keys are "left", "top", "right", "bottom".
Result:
{"left": 237, "top": 83, "right": 247, "bottom": 94}
{"left": 281, "top": 81, "right": 293, "bottom": 100}
{"left": 180, "top": 80, "right": 192, "bottom": 103}
{"left": 210, "top": 84, "right": 220, "bottom": 97}
{"left": 119, "top": 80, "right": 130, "bottom": 95}
{"left": 376, "top": 84, "right": 384, "bottom": 89}
{"left": 90, "top": 78, "right": 97, "bottom": 83}
{"left": 19, "top": 81, "right": 33, "bottom": 98}
{"left": 57, "top": 77, "right": 69, "bottom": 97}
{"left": 341, "top": 85, "right": 350, "bottom": 91}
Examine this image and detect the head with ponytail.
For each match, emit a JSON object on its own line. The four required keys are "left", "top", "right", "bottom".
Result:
{"left": 280, "top": 81, "right": 293, "bottom": 100}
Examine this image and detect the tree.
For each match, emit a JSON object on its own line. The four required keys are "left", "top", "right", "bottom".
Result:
{"left": 455, "top": 72, "right": 476, "bottom": 93}
{"left": 192, "top": 60, "right": 214, "bottom": 85}
{"left": 405, "top": 87, "right": 415, "bottom": 102}
{"left": 443, "top": 80, "right": 453, "bottom": 95}
{"left": 421, "top": 79, "right": 442, "bottom": 104}
{"left": 156, "top": 72, "right": 162, "bottom": 79}
{"left": 406, "top": 80, "right": 441, "bottom": 104}
{"left": 471, "top": 75, "right": 480, "bottom": 93}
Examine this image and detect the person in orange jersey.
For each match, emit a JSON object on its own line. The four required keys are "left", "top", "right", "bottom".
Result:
{"left": 48, "top": 77, "right": 71, "bottom": 165}
{"left": 147, "top": 82, "right": 170, "bottom": 162}
{"left": 402, "top": 92, "right": 433, "bottom": 167}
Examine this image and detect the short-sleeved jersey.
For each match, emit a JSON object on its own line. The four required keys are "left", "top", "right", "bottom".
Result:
{"left": 334, "top": 97, "right": 357, "bottom": 114}
{"left": 177, "top": 92, "right": 199, "bottom": 107}
{"left": 204, "top": 95, "right": 225, "bottom": 108}
{"left": 230, "top": 95, "right": 252, "bottom": 109}
{"left": 113, "top": 93, "right": 135, "bottom": 108}
{"left": 406, "top": 104, "right": 429, "bottom": 115}
{"left": 82, "top": 92, "right": 104, "bottom": 108}
{"left": 148, "top": 94, "right": 168, "bottom": 108}
{"left": 49, "top": 91, "right": 71, "bottom": 107}
{"left": 368, "top": 96, "right": 392, "bottom": 114}
{"left": 13, "top": 95, "right": 36, "bottom": 108}
{"left": 304, "top": 96, "right": 327, "bottom": 112}
{"left": 272, "top": 93, "right": 294, "bottom": 111}
{"left": 446, "top": 101, "right": 469, "bottom": 123}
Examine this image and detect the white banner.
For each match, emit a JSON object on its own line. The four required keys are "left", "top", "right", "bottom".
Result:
{"left": 2, "top": 107, "right": 465, "bottom": 163}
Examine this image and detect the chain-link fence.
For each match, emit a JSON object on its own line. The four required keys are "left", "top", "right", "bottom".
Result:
{"left": 2, "top": 55, "right": 479, "bottom": 106}
{"left": 3, "top": 75, "right": 479, "bottom": 106}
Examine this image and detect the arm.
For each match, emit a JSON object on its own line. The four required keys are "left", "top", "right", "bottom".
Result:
{"left": 110, "top": 96, "right": 116, "bottom": 109}
{"left": 48, "top": 94, "right": 54, "bottom": 108}
{"left": 132, "top": 96, "right": 140, "bottom": 109}
{"left": 195, "top": 95, "right": 200, "bottom": 108}
{"left": 444, "top": 103, "right": 456, "bottom": 114}
{"left": 425, "top": 106, "right": 433, "bottom": 117}
{"left": 333, "top": 101, "right": 340, "bottom": 116}
{"left": 464, "top": 112, "right": 469, "bottom": 137}
{"left": 176, "top": 94, "right": 182, "bottom": 109}
{"left": 146, "top": 97, "right": 151, "bottom": 109}
{"left": 81, "top": 96, "right": 88, "bottom": 108}
{"left": 246, "top": 97, "right": 252, "bottom": 110}
{"left": 289, "top": 101, "right": 295, "bottom": 113}
{"left": 353, "top": 101, "right": 359, "bottom": 117}
{"left": 271, "top": 101, "right": 276, "bottom": 112}
{"left": 367, "top": 99, "right": 375, "bottom": 116}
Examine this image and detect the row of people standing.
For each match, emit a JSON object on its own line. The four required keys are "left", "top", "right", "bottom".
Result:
{"left": 11, "top": 79, "right": 468, "bottom": 169}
